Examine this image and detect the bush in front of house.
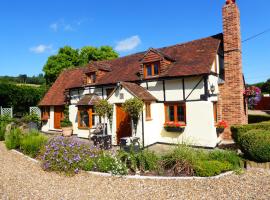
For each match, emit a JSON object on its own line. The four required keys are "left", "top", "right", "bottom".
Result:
{"left": 194, "top": 160, "right": 233, "bottom": 177}
{"left": 0, "top": 122, "right": 6, "bottom": 141}
{"left": 231, "top": 122, "right": 270, "bottom": 162}
{"left": 248, "top": 115, "right": 270, "bottom": 124}
{"left": 160, "top": 145, "right": 242, "bottom": 177}
{"left": 5, "top": 128, "right": 22, "bottom": 150}
{"left": 40, "top": 136, "right": 101, "bottom": 175}
{"left": 20, "top": 130, "right": 48, "bottom": 157}
{"left": 236, "top": 129, "right": 270, "bottom": 162}
{"left": 117, "top": 149, "right": 160, "bottom": 174}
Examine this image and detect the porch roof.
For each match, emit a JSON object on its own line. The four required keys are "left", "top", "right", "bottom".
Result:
{"left": 120, "top": 82, "right": 157, "bottom": 102}
{"left": 76, "top": 94, "right": 101, "bottom": 106}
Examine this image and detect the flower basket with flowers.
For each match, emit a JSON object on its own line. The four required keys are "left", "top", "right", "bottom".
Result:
{"left": 41, "top": 115, "right": 49, "bottom": 122}
{"left": 216, "top": 120, "right": 228, "bottom": 135}
{"left": 164, "top": 122, "right": 186, "bottom": 133}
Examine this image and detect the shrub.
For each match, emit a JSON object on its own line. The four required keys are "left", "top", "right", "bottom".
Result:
{"left": 20, "top": 131, "right": 48, "bottom": 157}
{"left": 237, "top": 129, "right": 270, "bottom": 162}
{"left": 194, "top": 160, "right": 233, "bottom": 177}
{"left": 22, "top": 113, "right": 40, "bottom": 124}
{"left": 0, "top": 122, "right": 6, "bottom": 141}
{"left": 5, "top": 128, "right": 22, "bottom": 150}
{"left": 231, "top": 122, "right": 270, "bottom": 143}
{"left": 96, "top": 152, "right": 127, "bottom": 175}
{"left": 248, "top": 115, "right": 270, "bottom": 124}
{"left": 136, "top": 150, "right": 160, "bottom": 171}
{"left": 80, "top": 158, "right": 95, "bottom": 171}
{"left": 41, "top": 136, "right": 100, "bottom": 175}
{"left": 208, "top": 150, "right": 243, "bottom": 169}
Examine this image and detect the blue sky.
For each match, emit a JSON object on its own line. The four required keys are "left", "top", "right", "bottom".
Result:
{"left": 0, "top": 0, "right": 269, "bottom": 84}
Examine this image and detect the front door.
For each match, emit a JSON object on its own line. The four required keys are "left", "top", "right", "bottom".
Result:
{"left": 54, "top": 106, "right": 64, "bottom": 129}
{"left": 116, "top": 104, "right": 132, "bottom": 144}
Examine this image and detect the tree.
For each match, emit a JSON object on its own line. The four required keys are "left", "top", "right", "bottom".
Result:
{"left": 123, "top": 98, "right": 144, "bottom": 136}
{"left": 95, "top": 100, "right": 113, "bottom": 135}
{"left": 261, "top": 79, "right": 270, "bottom": 94}
{"left": 18, "top": 74, "right": 27, "bottom": 83}
{"left": 43, "top": 45, "right": 118, "bottom": 85}
{"left": 43, "top": 46, "right": 80, "bottom": 85}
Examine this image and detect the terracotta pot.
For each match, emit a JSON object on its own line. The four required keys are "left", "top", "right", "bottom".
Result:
{"left": 62, "top": 127, "right": 73, "bottom": 137}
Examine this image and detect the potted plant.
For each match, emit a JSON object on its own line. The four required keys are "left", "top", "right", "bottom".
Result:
{"left": 61, "top": 105, "right": 73, "bottom": 137}
{"left": 216, "top": 120, "right": 228, "bottom": 135}
{"left": 164, "top": 122, "right": 186, "bottom": 133}
{"left": 41, "top": 115, "right": 49, "bottom": 122}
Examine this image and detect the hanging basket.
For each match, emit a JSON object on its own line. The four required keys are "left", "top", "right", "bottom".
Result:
{"left": 216, "top": 127, "right": 225, "bottom": 135}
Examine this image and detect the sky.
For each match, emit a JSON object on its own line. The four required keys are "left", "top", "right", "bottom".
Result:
{"left": 0, "top": 0, "right": 269, "bottom": 84}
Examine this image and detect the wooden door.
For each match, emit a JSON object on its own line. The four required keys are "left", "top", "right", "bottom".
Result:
{"left": 116, "top": 104, "right": 132, "bottom": 144}
{"left": 54, "top": 106, "right": 64, "bottom": 129}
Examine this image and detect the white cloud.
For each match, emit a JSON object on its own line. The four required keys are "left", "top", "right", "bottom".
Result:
{"left": 50, "top": 23, "right": 58, "bottom": 31}
{"left": 50, "top": 18, "right": 87, "bottom": 32}
{"left": 30, "top": 44, "right": 53, "bottom": 54}
{"left": 64, "top": 24, "right": 74, "bottom": 31}
{"left": 115, "top": 35, "right": 141, "bottom": 52}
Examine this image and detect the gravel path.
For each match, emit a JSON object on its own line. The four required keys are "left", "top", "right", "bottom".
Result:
{"left": 0, "top": 142, "right": 269, "bottom": 200}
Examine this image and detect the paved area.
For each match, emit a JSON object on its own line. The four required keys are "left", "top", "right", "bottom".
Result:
{"left": 0, "top": 142, "right": 270, "bottom": 200}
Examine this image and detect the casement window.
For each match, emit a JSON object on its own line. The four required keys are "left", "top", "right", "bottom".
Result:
{"left": 213, "top": 102, "right": 218, "bottom": 123}
{"left": 86, "top": 73, "right": 96, "bottom": 84}
{"left": 41, "top": 107, "right": 50, "bottom": 119}
{"left": 78, "top": 106, "right": 97, "bottom": 128}
{"left": 145, "top": 102, "right": 151, "bottom": 120}
{"left": 144, "top": 62, "right": 160, "bottom": 77}
{"left": 164, "top": 103, "right": 186, "bottom": 124}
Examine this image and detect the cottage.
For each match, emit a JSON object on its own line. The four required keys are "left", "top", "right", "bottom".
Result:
{"left": 39, "top": 0, "right": 247, "bottom": 148}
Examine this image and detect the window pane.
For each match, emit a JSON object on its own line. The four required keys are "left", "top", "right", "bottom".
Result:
{"left": 168, "top": 105, "right": 175, "bottom": 121}
{"left": 146, "top": 65, "right": 152, "bottom": 76}
{"left": 177, "top": 105, "right": 185, "bottom": 122}
{"left": 154, "top": 63, "right": 159, "bottom": 75}
{"left": 80, "top": 109, "right": 89, "bottom": 127}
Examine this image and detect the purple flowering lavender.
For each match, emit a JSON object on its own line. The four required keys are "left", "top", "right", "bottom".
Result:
{"left": 40, "top": 136, "right": 101, "bottom": 175}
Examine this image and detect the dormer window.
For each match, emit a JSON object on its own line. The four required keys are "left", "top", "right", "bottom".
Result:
{"left": 144, "top": 62, "right": 160, "bottom": 77}
{"left": 86, "top": 73, "right": 96, "bottom": 84}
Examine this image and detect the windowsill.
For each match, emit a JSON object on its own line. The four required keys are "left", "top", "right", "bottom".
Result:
{"left": 144, "top": 75, "right": 159, "bottom": 79}
{"left": 78, "top": 126, "right": 97, "bottom": 130}
{"left": 146, "top": 118, "right": 152, "bottom": 121}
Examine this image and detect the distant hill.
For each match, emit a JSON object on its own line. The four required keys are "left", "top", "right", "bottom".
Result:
{"left": 0, "top": 74, "right": 45, "bottom": 85}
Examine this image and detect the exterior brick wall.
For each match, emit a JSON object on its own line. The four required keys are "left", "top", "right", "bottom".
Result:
{"left": 219, "top": 1, "right": 248, "bottom": 139}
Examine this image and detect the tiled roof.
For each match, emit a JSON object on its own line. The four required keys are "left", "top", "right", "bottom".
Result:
{"left": 85, "top": 34, "right": 222, "bottom": 86}
{"left": 39, "top": 68, "right": 85, "bottom": 106}
{"left": 76, "top": 94, "right": 101, "bottom": 106}
{"left": 120, "top": 82, "right": 157, "bottom": 101}
{"left": 39, "top": 34, "right": 222, "bottom": 106}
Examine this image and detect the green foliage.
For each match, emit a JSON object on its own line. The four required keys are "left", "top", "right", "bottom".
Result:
{"left": 231, "top": 122, "right": 270, "bottom": 144}
{"left": 43, "top": 45, "right": 118, "bottom": 85}
{"left": 94, "top": 100, "right": 113, "bottom": 130}
{"left": 0, "top": 83, "right": 47, "bottom": 116}
{"left": 0, "top": 122, "right": 6, "bottom": 141}
{"left": 261, "top": 79, "right": 270, "bottom": 94}
{"left": 248, "top": 115, "right": 270, "bottom": 124}
{"left": 237, "top": 129, "right": 270, "bottom": 162}
{"left": 22, "top": 112, "right": 41, "bottom": 124}
{"left": 20, "top": 131, "right": 48, "bottom": 157}
{"left": 0, "top": 73, "right": 45, "bottom": 85}
{"left": 208, "top": 150, "right": 243, "bottom": 169}
{"left": 80, "top": 158, "right": 95, "bottom": 171}
{"left": 96, "top": 152, "right": 127, "bottom": 175}
{"left": 123, "top": 98, "right": 144, "bottom": 135}
{"left": 5, "top": 128, "right": 22, "bottom": 150}
{"left": 60, "top": 105, "right": 72, "bottom": 127}
{"left": 194, "top": 160, "right": 233, "bottom": 177}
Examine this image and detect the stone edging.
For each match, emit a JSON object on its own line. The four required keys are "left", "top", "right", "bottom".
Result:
{"left": 11, "top": 149, "right": 234, "bottom": 180}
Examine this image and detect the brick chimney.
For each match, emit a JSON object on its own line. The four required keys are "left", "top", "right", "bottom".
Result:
{"left": 219, "top": 0, "right": 247, "bottom": 138}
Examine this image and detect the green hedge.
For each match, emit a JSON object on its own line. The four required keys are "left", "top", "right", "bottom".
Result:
{"left": 194, "top": 160, "right": 233, "bottom": 177}
{"left": 231, "top": 122, "right": 270, "bottom": 162}
{"left": 248, "top": 115, "right": 270, "bottom": 124}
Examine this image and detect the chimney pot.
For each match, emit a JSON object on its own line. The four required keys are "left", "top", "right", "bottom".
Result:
{"left": 226, "top": 0, "right": 236, "bottom": 4}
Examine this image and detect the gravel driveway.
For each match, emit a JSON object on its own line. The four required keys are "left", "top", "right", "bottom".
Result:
{"left": 0, "top": 142, "right": 269, "bottom": 200}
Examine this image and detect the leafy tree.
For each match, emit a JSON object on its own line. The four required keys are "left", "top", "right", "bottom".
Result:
{"left": 123, "top": 98, "right": 144, "bottom": 136}
{"left": 261, "top": 79, "right": 270, "bottom": 94}
{"left": 95, "top": 100, "right": 113, "bottom": 134}
{"left": 43, "top": 46, "right": 80, "bottom": 85}
{"left": 43, "top": 45, "right": 118, "bottom": 85}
